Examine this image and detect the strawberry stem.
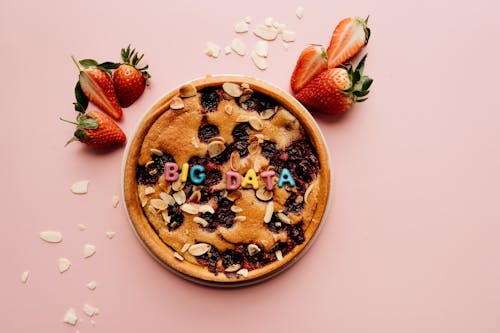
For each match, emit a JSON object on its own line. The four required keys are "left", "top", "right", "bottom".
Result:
{"left": 71, "top": 55, "right": 84, "bottom": 72}
{"left": 60, "top": 117, "right": 78, "bottom": 126}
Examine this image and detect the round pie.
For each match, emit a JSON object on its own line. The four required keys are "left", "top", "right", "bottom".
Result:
{"left": 123, "top": 75, "right": 331, "bottom": 286}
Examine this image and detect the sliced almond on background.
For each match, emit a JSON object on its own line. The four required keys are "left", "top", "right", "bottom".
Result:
{"left": 181, "top": 203, "right": 199, "bottom": 214}
{"left": 77, "top": 224, "right": 87, "bottom": 231}
{"left": 144, "top": 186, "right": 155, "bottom": 195}
{"left": 150, "top": 198, "right": 168, "bottom": 211}
{"left": 170, "top": 97, "right": 185, "bottom": 110}
{"left": 106, "top": 231, "right": 116, "bottom": 239}
{"left": 193, "top": 216, "right": 209, "bottom": 227}
{"left": 188, "top": 243, "right": 211, "bottom": 256}
{"left": 58, "top": 258, "right": 71, "bottom": 273}
{"left": 224, "top": 46, "right": 232, "bottom": 55}
{"left": 83, "top": 304, "right": 99, "bottom": 317}
{"left": 231, "top": 38, "right": 247, "bottom": 56}
{"left": 172, "top": 190, "right": 186, "bottom": 205}
{"left": 83, "top": 244, "right": 96, "bottom": 258}
{"left": 234, "top": 21, "right": 249, "bottom": 33}
{"left": 205, "top": 41, "right": 221, "bottom": 58}
{"left": 244, "top": 16, "right": 252, "bottom": 23}
{"left": 40, "top": 231, "right": 63, "bottom": 243}
{"left": 20, "top": 270, "right": 29, "bottom": 283}
{"left": 296, "top": 6, "right": 305, "bottom": 19}
{"left": 70, "top": 180, "right": 89, "bottom": 194}
{"left": 264, "top": 17, "right": 274, "bottom": 27}
{"left": 282, "top": 30, "right": 296, "bottom": 42}
{"left": 87, "top": 280, "right": 97, "bottom": 290}
{"left": 111, "top": 195, "right": 120, "bottom": 208}
{"left": 251, "top": 51, "right": 268, "bottom": 70}
{"left": 255, "top": 41, "right": 269, "bottom": 57}
{"left": 253, "top": 24, "right": 278, "bottom": 41}
{"left": 63, "top": 308, "right": 78, "bottom": 325}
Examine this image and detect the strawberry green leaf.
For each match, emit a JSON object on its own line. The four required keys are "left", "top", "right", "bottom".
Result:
{"left": 356, "top": 97, "right": 369, "bottom": 103}
{"left": 98, "top": 62, "right": 120, "bottom": 70}
{"left": 353, "top": 90, "right": 369, "bottom": 97}
{"left": 73, "top": 102, "right": 86, "bottom": 113}
{"left": 79, "top": 59, "right": 98, "bottom": 68}
{"left": 361, "top": 78, "right": 373, "bottom": 90}
{"left": 74, "top": 81, "right": 88, "bottom": 111}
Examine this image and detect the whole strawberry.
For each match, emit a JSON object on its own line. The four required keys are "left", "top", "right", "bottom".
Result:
{"left": 61, "top": 111, "right": 126, "bottom": 148}
{"left": 113, "top": 45, "right": 151, "bottom": 107}
{"left": 71, "top": 56, "right": 123, "bottom": 120}
{"left": 295, "top": 54, "right": 373, "bottom": 116}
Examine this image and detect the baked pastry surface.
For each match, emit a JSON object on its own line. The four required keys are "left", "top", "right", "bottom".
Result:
{"left": 123, "top": 75, "right": 330, "bottom": 286}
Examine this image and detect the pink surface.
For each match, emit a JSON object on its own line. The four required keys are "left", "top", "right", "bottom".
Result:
{"left": 2, "top": 0, "right": 500, "bottom": 332}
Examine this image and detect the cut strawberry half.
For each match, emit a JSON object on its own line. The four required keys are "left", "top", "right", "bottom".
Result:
{"left": 290, "top": 45, "right": 328, "bottom": 94}
{"left": 326, "top": 16, "right": 370, "bottom": 69}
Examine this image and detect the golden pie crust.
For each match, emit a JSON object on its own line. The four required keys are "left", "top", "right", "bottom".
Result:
{"left": 123, "top": 75, "right": 330, "bottom": 286}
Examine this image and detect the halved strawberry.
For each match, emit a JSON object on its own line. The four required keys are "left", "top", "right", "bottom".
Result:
{"left": 290, "top": 45, "right": 328, "bottom": 93}
{"left": 326, "top": 16, "right": 370, "bottom": 69}
{"left": 296, "top": 54, "right": 373, "bottom": 116}
{"left": 71, "top": 56, "right": 123, "bottom": 120}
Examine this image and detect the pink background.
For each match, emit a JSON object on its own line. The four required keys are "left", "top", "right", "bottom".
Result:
{"left": 2, "top": 0, "right": 500, "bottom": 332}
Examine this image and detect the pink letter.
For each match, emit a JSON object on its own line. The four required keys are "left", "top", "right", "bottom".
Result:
{"left": 164, "top": 162, "right": 179, "bottom": 181}
{"left": 260, "top": 170, "right": 276, "bottom": 190}
{"left": 226, "top": 171, "right": 242, "bottom": 190}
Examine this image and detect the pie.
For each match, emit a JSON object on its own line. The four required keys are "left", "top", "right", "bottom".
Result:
{"left": 123, "top": 75, "right": 331, "bottom": 286}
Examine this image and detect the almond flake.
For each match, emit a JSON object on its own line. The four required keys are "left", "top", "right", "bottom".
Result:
{"left": 150, "top": 198, "right": 168, "bottom": 211}
{"left": 296, "top": 6, "right": 305, "bottom": 19}
{"left": 160, "top": 192, "right": 175, "bottom": 206}
{"left": 150, "top": 148, "right": 163, "bottom": 156}
{"left": 222, "top": 82, "right": 243, "bottom": 97}
{"left": 304, "top": 182, "right": 316, "bottom": 204}
{"left": 251, "top": 51, "right": 268, "bottom": 70}
{"left": 253, "top": 24, "right": 278, "bottom": 41}
{"left": 58, "top": 258, "right": 71, "bottom": 273}
{"left": 264, "top": 17, "right": 274, "bottom": 27}
{"left": 244, "top": 16, "right": 252, "bottom": 23}
{"left": 144, "top": 186, "right": 155, "bottom": 195}
{"left": 235, "top": 114, "right": 250, "bottom": 123}
{"left": 193, "top": 216, "right": 209, "bottom": 227}
{"left": 181, "top": 203, "right": 199, "bottom": 214}
{"left": 275, "top": 250, "right": 283, "bottom": 261}
{"left": 264, "top": 201, "right": 274, "bottom": 223}
{"left": 63, "top": 308, "right": 78, "bottom": 326}
{"left": 172, "top": 190, "right": 186, "bottom": 205}
{"left": 84, "top": 244, "right": 96, "bottom": 258}
{"left": 77, "top": 224, "right": 87, "bottom": 231}
{"left": 174, "top": 252, "right": 185, "bottom": 261}
{"left": 231, "top": 38, "right": 247, "bottom": 56}
{"left": 205, "top": 41, "right": 221, "bottom": 58}
{"left": 188, "top": 243, "right": 211, "bottom": 256}
{"left": 237, "top": 268, "right": 249, "bottom": 277}
{"left": 112, "top": 195, "right": 120, "bottom": 208}
{"left": 282, "top": 30, "right": 296, "bottom": 42}
{"left": 83, "top": 304, "right": 99, "bottom": 317}
{"left": 247, "top": 244, "right": 261, "bottom": 256}
{"left": 181, "top": 243, "right": 191, "bottom": 253}
{"left": 40, "top": 231, "right": 63, "bottom": 243}
{"left": 70, "top": 180, "right": 89, "bottom": 194}
{"left": 277, "top": 212, "right": 291, "bottom": 224}
{"left": 170, "top": 97, "right": 185, "bottom": 110}
{"left": 106, "top": 231, "right": 116, "bottom": 239}
{"left": 225, "top": 264, "right": 241, "bottom": 272}
{"left": 171, "top": 178, "right": 185, "bottom": 191}
{"left": 207, "top": 141, "right": 226, "bottom": 157}
{"left": 231, "top": 205, "right": 243, "bottom": 213}
{"left": 249, "top": 116, "right": 264, "bottom": 131}
{"left": 199, "top": 204, "right": 215, "bottom": 214}
{"left": 191, "top": 137, "right": 200, "bottom": 148}
{"left": 255, "top": 41, "right": 269, "bottom": 57}
{"left": 87, "top": 280, "right": 97, "bottom": 290}
{"left": 179, "top": 84, "right": 197, "bottom": 98}
{"left": 162, "top": 211, "right": 171, "bottom": 224}
{"left": 234, "top": 216, "right": 246, "bottom": 222}
{"left": 20, "top": 270, "right": 29, "bottom": 283}
{"left": 282, "top": 42, "right": 290, "bottom": 51}
{"left": 234, "top": 20, "right": 249, "bottom": 33}
{"left": 224, "top": 104, "right": 233, "bottom": 115}
{"left": 224, "top": 46, "right": 232, "bottom": 55}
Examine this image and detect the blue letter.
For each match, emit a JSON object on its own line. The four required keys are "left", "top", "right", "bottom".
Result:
{"left": 189, "top": 165, "right": 206, "bottom": 185}
{"left": 278, "top": 168, "right": 295, "bottom": 188}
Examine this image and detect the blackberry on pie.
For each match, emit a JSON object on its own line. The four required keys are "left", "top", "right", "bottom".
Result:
{"left": 123, "top": 76, "right": 330, "bottom": 286}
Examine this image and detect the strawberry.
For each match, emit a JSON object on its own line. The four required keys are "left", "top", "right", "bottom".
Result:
{"left": 113, "top": 45, "right": 151, "bottom": 107}
{"left": 326, "top": 16, "right": 370, "bottom": 69}
{"left": 295, "top": 54, "right": 373, "bottom": 116}
{"left": 61, "top": 111, "right": 126, "bottom": 148}
{"left": 71, "top": 56, "right": 123, "bottom": 120}
{"left": 290, "top": 45, "right": 328, "bottom": 94}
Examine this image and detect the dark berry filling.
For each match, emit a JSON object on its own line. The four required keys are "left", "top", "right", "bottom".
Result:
{"left": 239, "top": 92, "right": 277, "bottom": 113}
{"left": 196, "top": 246, "right": 220, "bottom": 274}
{"left": 222, "top": 250, "right": 243, "bottom": 270}
{"left": 231, "top": 123, "right": 250, "bottom": 141}
{"left": 136, "top": 152, "right": 176, "bottom": 185}
{"left": 200, "top": 87, "right": 220, "bottom": 112}
{"left": 285, "top": 192, "right": 304, "bottom": 213}
{"left": 262, "top": 140, "right": 278, "bottom": 158}
{"left": 198, "top": 123, "right": 219, "bottom": 142}
{"left": 166, "top": 204, "right": 184, "bottom": 231}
